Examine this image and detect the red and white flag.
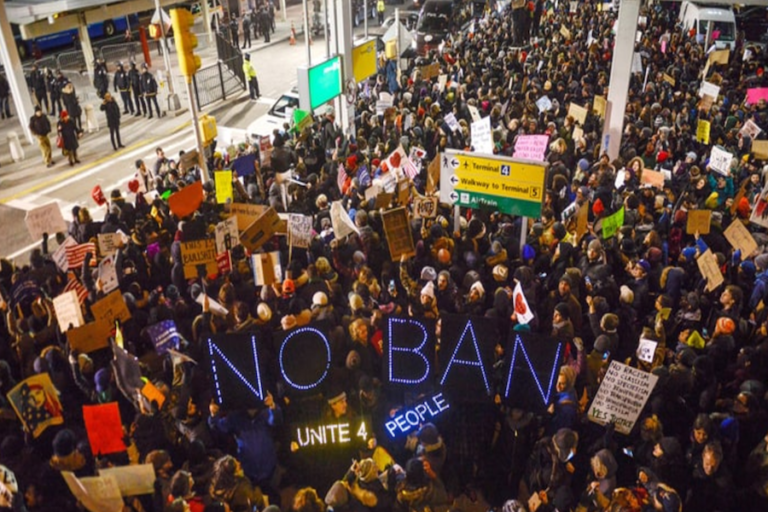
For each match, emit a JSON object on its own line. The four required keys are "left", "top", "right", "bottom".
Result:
{"left": 64, "top": 276, "right": 89, "bottom": 305}
{"left": 337, "top": 164, "right": 348, "bottom": 193}
{"left": 65, "top": 243, "right": 96, "bottom": 269}
{"left": 513, "top": 281, "right": 534, "bottom": 325}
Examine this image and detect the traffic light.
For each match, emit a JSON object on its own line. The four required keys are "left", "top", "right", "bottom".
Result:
{"left": 170, "top": 8, "right": 200, "bottom": 78}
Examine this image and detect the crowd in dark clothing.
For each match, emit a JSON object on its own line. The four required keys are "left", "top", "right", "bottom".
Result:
{"left": 3, "top": 2, "right": 768, "bottom": 512}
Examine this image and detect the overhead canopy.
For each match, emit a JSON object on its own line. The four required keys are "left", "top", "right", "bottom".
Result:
{"left": 7, "top": 0, "right": 181, "bottom": 39}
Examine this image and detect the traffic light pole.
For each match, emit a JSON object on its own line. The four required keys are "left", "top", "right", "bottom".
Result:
{"left": 155, "top": 0, "right": 181, "bottom": 112}
{"left": 185, "top": 77, "right": 209, "bottom": 184}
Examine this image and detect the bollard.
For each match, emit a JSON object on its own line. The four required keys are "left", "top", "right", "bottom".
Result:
{"left": 7, "top": 131, "right": 24, "bottom": 162}
{"left": 84, "top": 104, "right": 99, "bottom": 133}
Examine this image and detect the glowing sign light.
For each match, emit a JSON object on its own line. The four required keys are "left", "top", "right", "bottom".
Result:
{"left": 439, "top": 319, "right": 491, "bottom": 394}
{"left": 207, "top": 334, "right": 265, "bottom": 408}
{"left": 387, "top": 317, "right": 431, "bottom": 385}
{"left": 279, "top": 326, "right": 332, "bottom": 391}
{"left": 385, "top": 392, "right": 450, "bottom": 437}
{"left": 503, "top": 333, "right": 563, "bottom": 410}
{"left": 294, "top": 418, "right": 370, "bottom": 448}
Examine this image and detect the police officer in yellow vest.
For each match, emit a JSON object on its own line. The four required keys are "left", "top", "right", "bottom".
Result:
{"left": 243, "top": 54, "right": 260, "bottom": 100}
{"left": 377, "top": 0, "right": 385, "bottom": 25}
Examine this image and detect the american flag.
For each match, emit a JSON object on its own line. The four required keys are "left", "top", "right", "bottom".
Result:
{"left": 337, "top": 164, "right": 348, "bottom": 194}
{"left": 65, "top": 243, "right": 96, "bottom": 269}
{"left": 402, "top": 157, "right": 420, "bottom": 180}
{"left": 64, "top": 276, "right": 89, "bottom": 305}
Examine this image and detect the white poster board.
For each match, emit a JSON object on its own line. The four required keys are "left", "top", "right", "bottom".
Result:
{"left": 98, "top": 254, "right": 119, "bottom": 294}
{"left": 587, "top": 361, "right": 658, "bottom": 434}
{"left": 709, "top": 146, "right": 733, "bottom": 176}
{"left": 471, "top": 116, "right": 493, "bottom": 154}
{"left": 98, "top": 464, "right": 156, "bottom": 496}
{"left": 25, "top": 202, "right": 68, "bottom": 241}
{"left": 214, "top": 217, "right": 239, "bottom": 254}
{"left": 288, "top": 214, "right": 313, "bottom": 248}
{"left": 97, "top": 233, "right": 120, "bottom": 257}
{"left": 636, "top": 339, "right": 658, "bottom": 363}
{"left": 53, "top": 290, "right": 84, "bottom": 332}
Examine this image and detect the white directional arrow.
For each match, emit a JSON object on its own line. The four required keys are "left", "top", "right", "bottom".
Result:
{"left": 449, "top": 175, "right": 459, "bottom": 186}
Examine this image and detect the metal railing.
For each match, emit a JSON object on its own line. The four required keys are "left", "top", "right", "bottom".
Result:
{"left": 191, "top": 55, "right": 245, "bottom": 110}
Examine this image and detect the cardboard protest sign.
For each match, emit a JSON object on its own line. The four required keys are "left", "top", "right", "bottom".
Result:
{"left": 740, "top": 119, "right": 762, "bottom": 140}
{"left": 53, "top": 290, "right": 84, "bottom": 332}
{"left": 364, "top": 184, "right": 383, "bottom": 202}
{"left": 513, "top": 135, "right": 549, "bottom": 161}
{"left": 67, "top": 320, "right": 112, "bottom": 353}
{"left": 709, "top": 146, "right": 733, "bottom": 176}
{"left": 374, "top": 192, "right": 394, "bottom": 209}
{"left": 746, "top": 87, "right": 768, "bottom": 105}
{"left": 592, "top": 95, "right": 607, "bottom": 118}
{"left": 724, "top": 220, "right": 758, "bottom": 260}
{"left": 98, "top": 464, "right": 156, "bottom": 496}
{"left": 568, "top": 103, "right": 588, "bottom": 125}
{"left": 600, "top": 207, "right": 625, "bottom": 240}
{"left": 230, "top": 203, "right": 267, "bottom": 231}
{"left": 98, "top": 254, "right": 119, "bottom": 294}
{"left": 427, "top": 155, "right": 441, "bottom": 193}
{"left": 686, "top": 209, "right": 711, "bottom": 235}
{"left": 61, "top": 472, "right": 123, "bottom": 512}
{"left": 699, "top": 81, "right": 720, "bottom": 99}
{"left": 437, "top": 74, "right": 447, "bottom": 92}
{"left": 637, "top": 339, "right": 658, "bottom": 364}
{"left": 641, "top": 169, "right": 665, "bottom": 189}
{"left": 697, "top": 249, "right": 724, "bottom": 292}
{"left": 559, "top": 25, "right": 571, "bottom": 40}
{"left": 288, "top": 214, "right": 313, "bottom": 248}
{"left": 25, "top": 203, "right": 68, "bottom": 241}
{"left": 575, "top": 201, "right": 590, "bottom": 241}
{"left": 146, "top": 320, "right": 180, "bottom": 355}
{"left": 413, "top": 197, "right": 438, "bottom": 219}
{"left": 214, "top": 171, "right": 233, "bottom": 204}
{"left": 83, "top": 403, "right": 126, "bottom": 455}
{"left": 6, "top": 373, "right": 63, "bottom": 438}
{"left": 90, "top": 290, "right": 131, "bottom": 326}
{"left": 97, "top": 233, "right": 120, "bottom": 257}
{"left": 381, "top": 207, "right": 415, "bottom": 261}
{"left": 420, "top": 62, "right": 440, "bottom": 80}
{"left": 588, "top": 361, "right": 658, "bottom": 434}
{"left": 53, "top": 236, "right": 78, "bottom": 272}
{"left": 397, "top": 179, "right": 411, "bottom": 206}
{"left": 708, "top": 48, "right": 730, "bottom": 65}
{"left": 753, "top": 140, "right": 768, "bottom": 160}
{"left": 662, "top": 73, "right": 675, "bottom": 86}
{"left": 140, "top": 381, "right": 166, "bottom": 410}
{"left": 168, "top": 181, "right": 204, "bottom": 218}
{"left": 251, "top": 252, "right": 282, "bottom": 286}
{"left": 240, "top": 207, "right": 281, "bottom": 252}
{"left": 181, "top": 239, "right": 217, "bottom": 279}
{"left": 471, "top": 116, "right": 493, "bottom": 154}
{"left": 214, "top": 217, "right": 239, "bottom": 254}
{"left": 330, "top": 201, "right": 359, "bottom": 239}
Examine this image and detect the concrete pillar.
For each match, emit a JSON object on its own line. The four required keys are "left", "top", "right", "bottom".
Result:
{"left": 202, "top": 0, "right": 213, "bottom": 43}
{"left": 0, "top": 0, "right": 35, "bottom": 144}
{"left": 79, "top": 12, "right": 96, "bottom": 79}
{"left": 602, "top": 0, "right": 641, "bottom": 160}
{"left": 329, "top": 0, "right": 354, "bottom": 135}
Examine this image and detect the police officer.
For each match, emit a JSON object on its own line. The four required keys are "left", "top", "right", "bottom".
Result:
{"left": 241, "top": 11, "right": 252, "bottom": 49}
{"left": 28, "top": 65, "right": 48, "bottom": 114}
{"left": 230, "top": 15, "right": 240, "bottom": 48}
{"left": 377, "top": 0, "right": 385, "bottom": 25}
{"left": 93, "top": 58, "right": 109, "bottom": 99}
{"left": 128, "top": 61, "right": 145, "bottom": 117}
{"left": 114, "top": 62, "right": 134, "bottom": 115}
{"left": 47, "top": 69, "right": 62, "bottom": 117}
{"left": 243, "top": 54, "right": 260, "bottom": 100}
{"left": 140, "top": 63, "right": 161, "bottom": 119}
{"left": 260, "top": 7, "right": 271, "bottom": 43}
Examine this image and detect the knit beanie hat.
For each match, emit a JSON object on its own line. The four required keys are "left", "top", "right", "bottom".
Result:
{"left": 553, "top": 428, "right": 578, "bottom": 462}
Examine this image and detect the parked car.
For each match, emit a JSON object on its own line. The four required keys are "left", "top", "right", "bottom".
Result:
{"left": 368, "top": 10, "right": 420, "bottom": 37}
{"left": 247, "top": 90, "right": 300, "bottom": 142}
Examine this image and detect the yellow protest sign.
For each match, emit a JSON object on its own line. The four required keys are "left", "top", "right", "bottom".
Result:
{"left": 180, "top": 239, "right": 218, "bottom": 279}
{"left": 215, "top": 171, "right": 233, "bottom": 204}
{"left": 753, "top": 140, "right": 768, "bottom": 160}
{"left": 352, "top": 39, "right": 377, "bottom": 82}
{"left": 696, "top": 120, "right": 710, "bottom": 144}
{"left": 592, "top": 96, "right": 606, "bottom": 118}
{"left": 568, "top": 103, "right": 588, "bottom": 125}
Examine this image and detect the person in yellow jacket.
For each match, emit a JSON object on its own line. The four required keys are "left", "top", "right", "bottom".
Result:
{"left": 243, "top": 54, "right": 260, "bottom": 100}
{"left": 377, "top": 0, "right": 385, "bottom": 25}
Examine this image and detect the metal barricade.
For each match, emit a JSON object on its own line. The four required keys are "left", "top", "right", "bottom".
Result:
{"left": 57, "top": 50, "right": 87, "bottom": 72}
{"left": 100, "top": 42, "right": 139, "bottom": 70}
{"left": 191, "top": 55, "right": 245, "bottom": 110}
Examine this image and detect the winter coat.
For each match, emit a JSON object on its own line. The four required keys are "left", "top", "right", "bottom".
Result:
{"left": 141, "top": 71, "right": 158, "bottom": 96}
{"left": 114, "top": 69, "right": 131, "bottom": 91}
{"left": 61, "top": 83, "right": 81, "bottom": 118}
{"left": 29, "top": 113, "right": 51, "bottom": 136}
{"left": 100, "top": 98, "right": 121, "bottom": 128}
{"left": 128, "top": 67, "right": 142, "bottom": 91}
{"left": 57, "top": 118, "right": 80, "bottom": 151}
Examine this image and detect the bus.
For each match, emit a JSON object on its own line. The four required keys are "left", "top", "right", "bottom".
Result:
{"left": 13, "top": 14, "right": 140, "bottom": 60}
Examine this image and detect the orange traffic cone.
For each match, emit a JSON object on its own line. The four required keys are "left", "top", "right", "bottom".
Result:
{"left": 290, "top": 23, "right": 296, "bottom": 45}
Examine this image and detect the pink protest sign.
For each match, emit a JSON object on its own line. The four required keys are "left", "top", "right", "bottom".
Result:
{"left": 746, "top": 88, "right": 768, "bottom": 105}
{"left": 513, "top": 135, "right": 549, "bottom": 162}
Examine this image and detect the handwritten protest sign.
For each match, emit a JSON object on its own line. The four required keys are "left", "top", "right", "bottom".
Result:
{"left": 98, "top": 465, "right": 156, "bottom": 496}
{"left": 588, "top": 361, "right": 658, "bottom": 434}
{"left": 708, "top": 48, "right": 730, "bottom": 65}
{"left": 230, "top": 203, "right": 266, "bottom": 231}
{"left": 601, "top": 207, "right": 625, "bottom": 240}
{"left": 662, "top": 73, "right": 675, "bottom": 86}
{"left": 53, "top": 290, "right": 84, "bottom": 332}
{"left": 568, "top": 103, "right": 588, "bottom": 125}
{"left": 724, "top": 220, "right": 758, "bottom": 260}
{"left": 559, "top": 25, "right": 571, "bottom": 40}
{"left": 147, "top": 320, "right": 180, "bottom": 355}
{"left": 214, "top": 171, "right": 233, "bottom": 204}
{"left": 83, "top": 403, "right": 126, "bottom": 455}
{"left": 376, "top": 92, "right": 393, "bottom": 115}
{"left": 637, "top": 339, "right": 658, "bottom": 364}
{"left": 214, "top": 217, "right": 239, "bottom": 254}
{"left": 686, "top": 209, "right": 711, "bottom": 235}
{"left": 251, "top": 251, "right": 282, "bottom": 286}
{"left": 62, "top": 472, "right": 124, "bottom": 512}
{"left": 168, "top": 181, "right": 203, "bottom": 218}
{"left": 25, "top": 203, "right": 68, "bottom": 241}
{"left": 592, "top": 95, "right": 607, "bottom": 118}
{"left": 288, "top": 214, "right": 313, "bottom": 248}
{"left": 709, "top": 146, "right": 733, "bottom": 175}
{"left": 181, "top": 239, "right": 217, "bottom": 279}
{"left": 427, "top": 155, "right": 441, "bottom": 193}
{"left": 513, "top": 135, "right": 549, "bottom": 161}
{"left": 140, "top": 380, "right": 166, "bottom": 409}
{"left": 330, "top": 201, "right": 359, "bottom": 239}
{"left": 697, "top": 120, "right": 711, "bottom": 144}
{"left": 67, "top": 320, "right": 112, "bottom": 353}
{"left": 91, "top": 290, "right": 131, "bottom": 326}
{"left": 7, "top": 373, "right": 64, "bottom": 438}
{"left": 471, "top": 116, "right": 493, "bottom": 154}
{"left": 382, "top": 207, "right": 416, "bottom": 261}
{"left": 97, "top": 233, "right": 120, "bottom": 257}
{"left": 753, "top": 140, "right": 768, "bottom": 160}
{"left": 699, "top": 81, "right": 720, "bottom": 99}
{"left": 98, "top": 254, "right": 119, "bottom": 294}
{"left": 697, "top": 249, "right": 724, "bottom": 292}
{"left": 413, "top": 197, "right": 438, "bottom": 219}
{"left": 740, "top": 119, "right": 762, "bottom": 140}
{"left": 641, "top": 169, "right": 665, "bottom": 189}
{"left": 746, "top": 88, "right": 768, "bottom": 105}
{"left": 444, "top": 113, "right": 461, "bottom": 133}
{"left": 536, "top": 96, "right": 552, "bottom": 113}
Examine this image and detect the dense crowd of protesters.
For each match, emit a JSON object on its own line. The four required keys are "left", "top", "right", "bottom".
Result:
{"left": 2, "top": 1, "right": 768, "bottom": 512}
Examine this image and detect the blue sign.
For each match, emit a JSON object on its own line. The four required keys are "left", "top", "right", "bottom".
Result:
{"left": 385, "top": 392, "right": 450, "bottom": 437}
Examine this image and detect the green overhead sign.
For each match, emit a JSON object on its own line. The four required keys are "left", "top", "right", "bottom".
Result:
{"left": 297, "top": 55, "right": 343, "bottom": 112}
